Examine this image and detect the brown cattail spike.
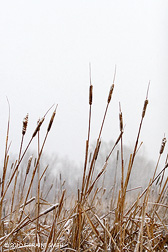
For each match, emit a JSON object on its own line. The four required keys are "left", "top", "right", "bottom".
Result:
{"left": 107, "top": 65, "right": 116, "bottom": 104}
{"left": 160, "top": 137, "right": 167, "bottom": 155}
{"left": 142, "top": 81, "right": 150, "bottom": 118}
{"left": 142, "top": 99, "right": 148, "bottom": 118}
{"left": 89, "top": 63, "right": 93, "bottom": 105}
{"left": 32, "top": 117, "right": 45, "bottom": 138}
{"left": 47, "top": 106, "right": 57, "bottom": 132}
{"left": 89, "top": 85, "right": 93, "bottom": 105}
{"left": 95, "top": 140, "right": 101, "bottom": 160}
{"left": 119, "top": 113, "right": 123, "bottom": 131}
{"left": 26, "top": 156, "right": 33, "bottom": 175}
{"left": 119, "top": 103, "right": 123, "bottom": 131}
{"left": 107, "top": 84, "right": 114, "bottom": 104}
{"left": 22, "top": 114, "right": 29, "bottom": 135}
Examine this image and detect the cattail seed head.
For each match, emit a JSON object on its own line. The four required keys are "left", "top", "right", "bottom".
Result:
{"left": 26, "top": 156, "right": 33, "bottom": 175}
{"left": 22, "top": 114, "right": 29, "bottom": 135}
{"left": 95, "top": 140, "right": 101, "bottom": 160}
{"left": 119, "top": 112, "right": 123, "bottom": 131}
{"left": 107, "top": 84, "right": 114, "bottom": 104}
{"left": 142, "top": 99, "right": 148, "bottom": 118}
{"left": 160, "top": 137, "right": 167, "bottom": 155}
{"left": 47, "top": 107, "right": 57, "bottom": 132}
{"left": 32, "top": 117, "right": 45, "bottom": 138}
{"left": 89, "top": 85, "right": 93, "bottom": 105}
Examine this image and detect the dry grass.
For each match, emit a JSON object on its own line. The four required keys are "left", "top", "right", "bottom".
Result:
{"left": 0, "top": 73, "right": 168, "bottom": 251}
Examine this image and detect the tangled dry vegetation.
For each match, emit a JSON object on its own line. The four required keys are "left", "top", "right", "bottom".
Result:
{"left": 0, "top": 71, "right": 168, "bottom": 251}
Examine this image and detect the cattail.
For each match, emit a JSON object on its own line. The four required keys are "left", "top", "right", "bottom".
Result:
{"left": 142, "top": 82, "right": 150, "bottom": 118}
{"left": 89, "top": 63, "right": 93, "bottom": 105}
{"left": 95, "top": 140, "right": 101, "bottom": 160}
{"left": 47, "top": 106, "right": 57, "bottom": 132}
{"left": 119, "top": 112, "right": 123, "bottom": 131}
{"left": 142, "top": 99, "right": 148, "bottom": 118}
{"left": 32, "top": 116, "right": 45, "bottom": 138}
{"left": 107, "top": 66, "right": 116, "bottom": 104}
{"left": 11, "top": 163, "right": 14, "bottom": 170}
{"left": 160, "top": 137, "right": 167, "bottom": 155}
{"left": 119, "top": 103, "right": 123, "bottom": 131}
{"left": 26, "top": 156, "right": 33, "bottom": 175}
{"left": 22, "top": 114, "right": 29, "bottom": 135}
{"left": 107, "top": 84, "right": 114, "bottom": 104}
{"left": 89, "top": 85, "right": 93, "bottom": 105}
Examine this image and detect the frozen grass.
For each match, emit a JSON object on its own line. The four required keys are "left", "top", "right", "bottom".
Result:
{"left": 0, "top": 72, "right": 168, "bottom": 251}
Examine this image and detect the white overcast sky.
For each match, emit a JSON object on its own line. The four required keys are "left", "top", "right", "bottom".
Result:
{"left": 0, "top": 0, "right": 167, "bottom": 165}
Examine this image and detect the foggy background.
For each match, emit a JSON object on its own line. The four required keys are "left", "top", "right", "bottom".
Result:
{"left": 0, "top": 0, "right": 168, "bottom": 167}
